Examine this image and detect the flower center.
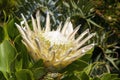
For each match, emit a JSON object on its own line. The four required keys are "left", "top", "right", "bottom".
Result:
{"left": 43, "top": 31, "right": 68, "bottom": 45}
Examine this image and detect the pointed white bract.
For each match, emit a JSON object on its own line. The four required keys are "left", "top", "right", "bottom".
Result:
{"left": 45, "top": 12, "right": 51, "bottom": 32}
{"left": 15, "top": 11, "right": 95, "bottom": 72}
{"left": 57, "top": 22, "right": 62, "bottom": 31}
{"left": 36, "top": 11, "right": 41, "bottom": 32}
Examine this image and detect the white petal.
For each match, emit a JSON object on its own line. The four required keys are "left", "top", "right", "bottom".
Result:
{"left": 15, "top": 23, "right": 26, "bottom": 37}
{"left": 36, "top": 10, "right": 41, "bottom": 32}
{"left": 31, "top": 15, "right": 37, "bottom": 32}
{"left": 21, "top": 14, "right": 31, "bottom": 32}
{"left": 60, "top": 48, "right": 72, "bottom": 61}
{"left": 75, "top": 33, "right": 96, "bottom": 50}
{"left": 45, "top": 12, "right": 51, "bottom": 32}
{"left": 64, "top": 21, "right": 74, "bottom": 37}
{"left": 67, "top": 25, "right": 80, "bottom": 40}
{"left": 57, "top": 22, "right": 62, "bottom": 32}
{"left": 78, "top": 43, "right": 94, "bottom": 54}
{"left": 61, "top": 17, "right": 70, "bottom": 35}
{"left": 66, "top": 44, "right": 95, "bottom": 62}
{"left": 75, "top": 29, "right": 89, "bottom": 43}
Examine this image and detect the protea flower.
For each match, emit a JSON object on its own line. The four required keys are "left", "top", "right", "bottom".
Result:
{"left": 15, "top": 11, "right": 95, "bottom": 72}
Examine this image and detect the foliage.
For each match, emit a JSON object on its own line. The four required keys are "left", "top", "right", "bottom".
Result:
{"left": 0, "top": 0, "right": 120, "bottom": 80}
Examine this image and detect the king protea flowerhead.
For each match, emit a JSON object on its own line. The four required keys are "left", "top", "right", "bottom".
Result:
{"left": 15, "top": 11, "right": 95, "bottom": 72}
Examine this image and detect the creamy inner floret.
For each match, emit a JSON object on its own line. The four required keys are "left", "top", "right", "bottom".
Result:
{"left": 43, "top": 31, "right": 69, "bottom": 45}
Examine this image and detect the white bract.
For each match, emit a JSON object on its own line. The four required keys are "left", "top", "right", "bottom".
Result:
{"left": 15, "top": 11, "right": 95, "bottom": 71}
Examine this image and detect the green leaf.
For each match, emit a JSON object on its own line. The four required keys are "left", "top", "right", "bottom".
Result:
{"left": 113, "top": 79, "right": 120, "bottom": 80}
{"left": 80, "top": 47, "right": 94, "bottom": 62}
{"left": 61, "top": 59, "right": 88, "bottom": 73}
{"left": 62, "top": 73, "right": 79, "bottom": 80}
{"left": 74, "top": 71, "right": 89, "bottom": 80}
{"left": 87, "top": 19, "right": 103, "bottom": 29}
{"left": 105, "top": 56, "right": 119, "bottom": 70}
{"left": 83, "top": 64, "right": 93, "bottom": 75}
{"left": 101, "top": 73, "right": 119, "bottom": 80}
{"left": 32, "top": 67, "right": 46, "bottom": 80}
{"left": 30, "top": 60, "right": 46, "bottom": 79}
{"left": 7, "top": 19, "right": 19, "bottom": 40}
{"left": 0, "top": 40, "right": 16, "bottom": 79}
{"left": 0, "top": 40, "right": 16, "bottom": 72}
{"left": 0, "top": 26, "right": 4, "bottom": 43}
{"left": 31, "top": 60, "right": 44, "bottom": 68}
{"left": 93, "top": 77, "right": 100, "bottom": 80}
{"left": 70, "top": 0, "right": 78, "bottom": 9}
{"left": 14, "top": 35, "right": 30, "bottom": 69}
{"left": 15, "top": 55, "right": 23, "bottom": 71}
{"left": 15, "top": 69, "right": 34, "bottom": 80}
{"left": 0, "top": 71, "right": 6, "bottom": 80}
{"left": 82, "top": 1, "right": 94, "bottom": 15}
{"left": 63, "top": 1, "right": 70, "bottom": 8}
